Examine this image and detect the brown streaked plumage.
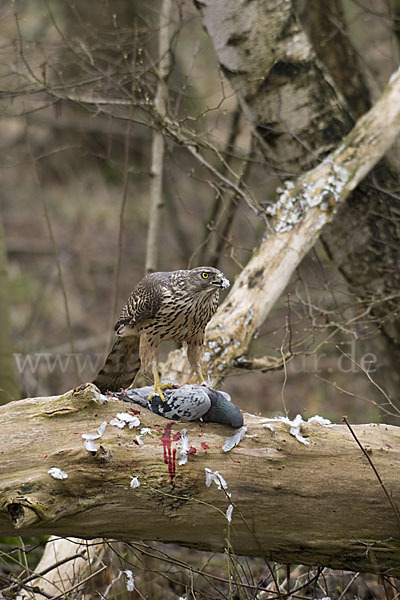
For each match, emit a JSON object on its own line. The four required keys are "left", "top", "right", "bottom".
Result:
{"left": 93, "top": 267, "right": 230, "bottom": 397}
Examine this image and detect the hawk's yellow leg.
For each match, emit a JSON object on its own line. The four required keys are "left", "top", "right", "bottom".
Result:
{"left": 150, "top": 369, "right": 175, "bottom": 402}
{"left": 197, "top": 368, "right": 206, "bottom": 384}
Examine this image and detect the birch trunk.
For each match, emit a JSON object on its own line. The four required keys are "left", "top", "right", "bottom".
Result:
{"left": 194, "top": 0, "right": 400, "bottom": 403}
{"left": 161, "top": 66, "right": 400, "bottom": 384}
{"left": 1, "top": 384, "right": 400, "bottom": 575}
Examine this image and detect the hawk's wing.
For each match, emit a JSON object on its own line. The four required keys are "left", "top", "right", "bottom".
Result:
{"left": 115, "top": 273, "right": 167, "bottom": 334}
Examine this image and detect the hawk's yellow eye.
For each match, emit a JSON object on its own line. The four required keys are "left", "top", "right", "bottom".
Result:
{"left": 201, "top": 272, "right": 209, "bottom": 279}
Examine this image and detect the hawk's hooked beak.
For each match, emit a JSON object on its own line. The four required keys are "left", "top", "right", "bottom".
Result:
{"left": 212, "top": 275, "right": 230, "bottom": 289}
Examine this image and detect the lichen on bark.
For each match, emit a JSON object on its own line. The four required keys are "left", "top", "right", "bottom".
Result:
{"left": 195, "top": 0, "right": 400, "bottom": 406}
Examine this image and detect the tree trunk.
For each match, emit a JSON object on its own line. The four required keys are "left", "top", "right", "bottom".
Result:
{"left": 1, "top": 384, "right": 400, "bottom": 575}
{"left": 0, "top": 214, "right": 19, "bottom": 404}
{"left": 195, "top": 0, "right": 400, "bottom": 404}
{"left": 195, "top": 0, "right": 352, "bottom": 174}
{"left": 161, "top": 66, "right": 400, "bottom": 386}
{"left": 16, "top": 537, "right": 107, "bottom": 600}
{"left": 295, "top": 0, "right": 371, "bottom": 118}
{"left": 298, "top": 0, "right": 400, "bottom": 408}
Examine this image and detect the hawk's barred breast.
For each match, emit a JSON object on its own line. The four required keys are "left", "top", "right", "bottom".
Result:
{"left": 117, "top": 267, "right": 227, "bottom": 343}
{"left": 93, "top": 266, "right": 230, "bottom": 392}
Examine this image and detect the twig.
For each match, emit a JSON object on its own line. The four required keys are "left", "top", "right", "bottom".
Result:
{"left": 343, "top": 417, "right": 400, "bottom": 526}
{"left": 337, "top": 571, "right": 360, "bottom": 600}
{"left": 315, "top": 374, "right": 400, "bottom": 420}
{"left": 145, "top": 0, "right": 172, "bottom": 274}
{"left": 11, "top": 581, "right": 52, "bottom": 598}
{"left": 233, "top": 353, "right": 291, "bottom": 372}
{"left": 3, "top": 551, "right": 87, "bottom": 595}
{"left": 24, "top": 123, "right": 79, "bottom": 381}
{"left": 197, "top": 106, "right": 242, "bottom": 266}
{"left": 279, "top": 316, "right": 291, "bottom": 417}
{"left": 205, "top": 129, "right": 255, "bottom": 268}
{"left": 49, "top": 565, "right": 107, "bottom": 600}
{"left": 109, "top": 116, "right": 133, "bottom": 347}
{"left": 124, "top": 540, "right": 323, "bottom": 598}
{"left": 336, "top": 345, "right": 400, "bottom": 417}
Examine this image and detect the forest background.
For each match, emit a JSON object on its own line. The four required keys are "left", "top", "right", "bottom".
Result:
{"left": 1, "top": 0, "right": 400, "bottom": 598}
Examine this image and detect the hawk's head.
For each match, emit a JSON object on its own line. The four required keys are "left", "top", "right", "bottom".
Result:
{"left": 186, "top": 266, "right": 230, "bottom": 294}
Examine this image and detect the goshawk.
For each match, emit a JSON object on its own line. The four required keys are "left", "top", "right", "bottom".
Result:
{"left": 93, "top": 267, "right": 230, "bottom": 398}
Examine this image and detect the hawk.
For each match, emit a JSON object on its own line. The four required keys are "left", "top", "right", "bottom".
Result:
{"left": 93, "top": 267, "right": 230, "bottom": 399}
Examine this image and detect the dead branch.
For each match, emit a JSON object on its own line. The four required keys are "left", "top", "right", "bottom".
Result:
{"left": 145, "top": 0, "right": 172, "bottom": 274}
{"left": 161, "top": 66, "right": 400, "bottom": 384}
{"left": 1, "top": 384, "right": 400, "bottom": 576}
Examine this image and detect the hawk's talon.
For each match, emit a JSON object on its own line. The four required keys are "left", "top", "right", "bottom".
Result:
{"left": 197, "top": 368, "right": 208, "bottom": 386}
{"left": 151, "top": 370, "right": 176, "bottom": 402}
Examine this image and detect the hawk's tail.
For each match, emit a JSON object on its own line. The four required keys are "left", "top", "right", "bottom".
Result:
{"left": 93, "top": 336, "right": 141, "bottom": 393}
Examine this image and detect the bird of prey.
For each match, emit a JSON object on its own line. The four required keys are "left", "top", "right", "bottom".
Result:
{"left": 93, "top": 267, "right": 230, "bottom": 399}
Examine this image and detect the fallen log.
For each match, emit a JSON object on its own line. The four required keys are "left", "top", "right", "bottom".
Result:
{"left": 1, "top": 384, "right": 400, "bottom": 575}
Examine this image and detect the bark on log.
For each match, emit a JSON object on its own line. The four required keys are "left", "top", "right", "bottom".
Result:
{"left": 1, "top": 384, "right": 400, "bottom": 575}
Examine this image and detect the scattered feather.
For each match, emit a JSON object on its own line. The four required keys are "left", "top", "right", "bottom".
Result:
{"left": 97, "top": 421, "right": 107, "bottom": 436}
{"left": 205, "top": 468, "right": 228, "bottom": 490}
{"left": 222, "top": 426, "right": 247, "bottom": 452}
{"left": 82, "top": 420, "right": 107, "bottom": 440}
{"left": 308, "top": 415, "right": 332, "bottom": 426}
{"left": 110, "top": 417, "right": 126, "bottom": 429}
{"left": 84, "top": 439, "right": 98, "bottom": 452}
{"left": 140, "top": 427, "right": 152, "bottom": 436}
{"left": 261, "top": 414, "right": 333, "bottom": 446}
{"left": 226, "top": 504, "right": 234, "bottom": 522}
{"left": 289, "top": 414, "right": 310, "bottom": 445}
{"left": 130, "top": 476, "right": 140, "bottom": 489}
{"left": 116, "top": 413, "right": 141, "bottom": 428}
{"left": 124, "top": 569, "right": 135, "bottom": 591}
{"left": 82, "top": 431, "right": 101, "bottom": 440}
{"left": 134, "top": 427, "right": 153, "bottom": 445}
{"left": 178, "top": 429, "right": 190, "bottom": 466}
{"left": 48, "top": 467, "right": 68, "bottom": 480}
{"left": 262, "top": 423, "right": 275, "bottom": 435}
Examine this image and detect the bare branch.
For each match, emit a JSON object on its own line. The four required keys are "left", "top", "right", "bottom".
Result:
{"left": 145, "top": 0, "right": 172, "bottom": 274}
{"left": 109, "top": 117, "right": 134, "bottom": 348}
{"left": 161, "top": 66, "right": 400, "bottom": 383}
{"left": 24, "top": 124, "right": 79, "bottom": 382}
